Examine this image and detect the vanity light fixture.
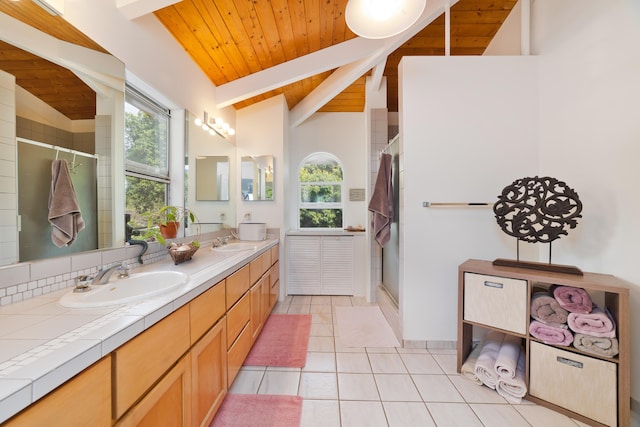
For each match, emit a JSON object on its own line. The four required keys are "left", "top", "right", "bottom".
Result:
{"left": 194, "top": 111, "right": 235, "bottom": 139}
{"left": 345, "top": 0, "right": 425, "bottom": 39}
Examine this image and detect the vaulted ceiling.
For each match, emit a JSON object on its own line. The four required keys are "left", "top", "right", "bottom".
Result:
{"left": 0, "top": 0, "right": 517, "bottom": 121}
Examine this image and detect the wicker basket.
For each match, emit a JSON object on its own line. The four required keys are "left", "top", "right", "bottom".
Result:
{"left": 168, "top": 242, "right": 199, "bottom": 265}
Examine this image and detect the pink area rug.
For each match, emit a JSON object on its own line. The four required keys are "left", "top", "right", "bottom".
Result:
{"left": 244, "top": 314, "right": 311, "bottom": 368}
{"left": 210, "top": 394, "right": 302, "bottom": 427}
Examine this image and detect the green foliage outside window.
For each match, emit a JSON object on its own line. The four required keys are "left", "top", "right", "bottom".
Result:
{"left": 124, "top": 97, "right": 169, "bottom": 230}
{"left": 299, "top": 156, "right": 343, "bottom": 228}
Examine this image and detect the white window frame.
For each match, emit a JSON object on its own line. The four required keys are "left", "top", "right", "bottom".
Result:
{"left": 297, "top": 152, "right": 345, "bottom": 230}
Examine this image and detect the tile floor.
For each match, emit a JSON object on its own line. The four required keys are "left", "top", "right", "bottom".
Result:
{"left": 228, "top": 295, "right": 595, "bottom": 427}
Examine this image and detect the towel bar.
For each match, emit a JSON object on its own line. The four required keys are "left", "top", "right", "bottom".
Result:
{"left": 423, "top": 202, "right": 493, "bottom": 208}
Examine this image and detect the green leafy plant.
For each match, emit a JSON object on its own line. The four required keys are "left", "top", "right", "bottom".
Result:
{"left": 138, "top": 205, "right": 198, "bottom": 246}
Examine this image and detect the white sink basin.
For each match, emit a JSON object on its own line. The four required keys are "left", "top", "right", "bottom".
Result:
{"left": 58, "top": 271, "right": 189, "bottom": 308}
{"left": 211, "top": 241, "right": 258, "bottom": 252}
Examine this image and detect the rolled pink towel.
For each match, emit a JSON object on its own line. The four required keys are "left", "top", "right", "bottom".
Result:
{"left": 567, "top": 306, "right": 616, "bottom": 338}
{"left": 530, "top": 291, "right": 569, "bottom": 324}
{"left": 529, "top": 320, "right": 573, "bottom": 346}
{"left": 552, "top": 285, "right": 592, "bottom": 314}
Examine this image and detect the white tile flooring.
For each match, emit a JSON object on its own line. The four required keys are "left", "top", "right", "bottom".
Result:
{"left": 227, "top": 295, "right": 594, "bottom": 427}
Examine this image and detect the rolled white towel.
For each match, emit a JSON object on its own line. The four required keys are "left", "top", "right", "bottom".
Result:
{"left": 461, "top": 341, "right": 484, "bottom": 385}
{"left": 474, "top": 330, "right": 505, "bottom": 389}
{"left": 494, "top": 334, "right": 522, "bottom": 379}
{"left": 496, "top": 349, "right": 527, "bottom": 403}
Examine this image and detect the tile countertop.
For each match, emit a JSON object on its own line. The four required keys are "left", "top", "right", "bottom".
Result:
{"left": 0, "top": 239, "right": 278, "bottom": 423}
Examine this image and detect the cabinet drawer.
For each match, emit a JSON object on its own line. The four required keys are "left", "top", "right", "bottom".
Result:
{"left": 3, "top": 357, "right": 111, "bottom": 427}
{"left": 114, "top": 305, "right": 190, "bottom": 419}
{"left": 463, "top": 273, "right": 528, "bottom": 334}
{"left": 227, "top": 323, "right": 252, "bottom": 386}
{"left": 530, "top": 341, "right": 617, "bottom": 426}
{"left": 190, "top": 280, "right": 225, "bottom": 344}
{"left": 226, "top": 292, "right": 250, "bottom": 349}
{"left": 116, "top": 355, "right": 191, "bottom": 427}
{"left": 270, "top": 244, "right": 279, "bottom": 264}
{"left": 270, "top": 260, "right": 280, "bottom": 287}
{"left": 270, "top": 279, "right": 279, "bottom": 309}
{"left": 226, "top": 265, "right": 250, "bottom": 309}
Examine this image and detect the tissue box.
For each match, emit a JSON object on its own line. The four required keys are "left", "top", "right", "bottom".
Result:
{"left": 238, "top": 222, "right": 266, "bottom": 241}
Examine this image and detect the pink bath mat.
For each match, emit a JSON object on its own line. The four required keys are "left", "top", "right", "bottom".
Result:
{"left": 210, "top": 394, "right": 302, "bottom": 427}
{"left": 244, "top": 314, "right": 311, "bottom": 367}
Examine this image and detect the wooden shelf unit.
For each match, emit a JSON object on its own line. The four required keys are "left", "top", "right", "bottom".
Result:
{"left": 457, "top": 259, "right": 630, "bottom": 427}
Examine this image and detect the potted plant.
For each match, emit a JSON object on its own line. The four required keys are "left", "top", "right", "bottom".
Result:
{"left": 157, "top": 205, "right": 181, "bottom": 240}
{"left": 140, "top": 205, "right": 198, "bottom": 246}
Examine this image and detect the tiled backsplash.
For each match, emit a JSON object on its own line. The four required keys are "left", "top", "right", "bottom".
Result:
{"left": 0, "top": 230, "right": 232, "bottom": 306}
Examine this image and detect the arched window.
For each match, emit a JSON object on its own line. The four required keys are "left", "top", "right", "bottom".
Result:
{"left": 298, "top": 152, "right": 344, "bottom": 229}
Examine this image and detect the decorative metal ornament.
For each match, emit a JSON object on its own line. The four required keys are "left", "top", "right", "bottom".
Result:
{"left": 493, "top": 176, "right": 582, "bottom": 244}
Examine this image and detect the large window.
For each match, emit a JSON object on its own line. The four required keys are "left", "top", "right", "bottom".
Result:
{"left": 124, "top": 85, "right": 170, "bottom": 228}
{"left": 298, "top": 153, "right": 343, "bottom": 229}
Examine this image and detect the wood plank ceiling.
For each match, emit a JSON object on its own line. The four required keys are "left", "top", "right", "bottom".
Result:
{"left": 155, "top": 0, "right": 518, "bottom": 112}
{"left": 0, "top": 0, "right": 107, "bottom": 120}
{"left": 0, "top": 0, "right": 516, "bottom": 120}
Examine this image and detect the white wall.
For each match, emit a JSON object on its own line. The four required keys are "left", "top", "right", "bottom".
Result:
{"left": 399, "top": 56, "right": 539, "bottom": 343}
{"left": 531, "top": 0, "right": 640, "bottom": 402}
{"left": 235, "top": 95, "right": 287, "bottom": 234}
{"left": 288, "top": 112, "right": 368, "bottom": 231}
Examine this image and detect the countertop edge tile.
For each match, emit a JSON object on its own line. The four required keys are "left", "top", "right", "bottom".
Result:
{"left": 0, "top": 379, "right": 31, "bottom": 423}
{"left": 32, "top": 340, "right": 102, "bottom": 401}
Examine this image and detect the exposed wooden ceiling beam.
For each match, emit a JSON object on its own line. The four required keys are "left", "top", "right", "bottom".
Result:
{"left": 214, "top": 36, "right": 382, "bottom": 108}
{"left": 0, "top": 12, "right": 124, "bottom": 91}
{"left": 290, "top": 0, "right": 459, "bottom": 127}
{"left": 370, "top": 59, "right": 387, "bottom": 92}
{"left": 117, "top": 0, "right": 181, "bottom": 20}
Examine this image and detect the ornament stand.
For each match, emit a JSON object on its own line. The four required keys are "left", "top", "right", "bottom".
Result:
{"left": 493, "top": 240, "right": 583, "bottom": 276}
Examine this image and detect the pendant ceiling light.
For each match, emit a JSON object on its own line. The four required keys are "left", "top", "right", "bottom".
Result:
{"left": 345, "top": 0, "right": 426, "bottom": 39}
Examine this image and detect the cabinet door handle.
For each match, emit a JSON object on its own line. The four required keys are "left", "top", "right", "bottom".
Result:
{"left": 483, "top": 281, "right": 504, "bottom": 289}
{"left": 557, "top": 356, "right": 583, "bottom": 369}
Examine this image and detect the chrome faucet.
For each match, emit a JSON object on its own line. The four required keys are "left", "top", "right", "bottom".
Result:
{"left": 92, "top": 262, "right": 129, "bottom": 285}
{"left": 212, "top": 236, "right": 231, "bottom": 248}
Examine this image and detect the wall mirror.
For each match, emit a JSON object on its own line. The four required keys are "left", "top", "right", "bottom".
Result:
{"left": 186, "top": 111, "right": 236, "bottom": 232}
{"left": 0, "top": 12, "right": 124, "bottom": 266}
{"left": 195, "top": 156, "right": 230, "bottom": 201}
{"left": 241, "top": 155, "right": 274, "bottom": 201}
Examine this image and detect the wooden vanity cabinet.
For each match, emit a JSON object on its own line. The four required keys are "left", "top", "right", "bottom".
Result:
{"left": 190, "top": 318, "right": 227, "bottom": 427}
{"left": 115, "top": 355, "right": 191, "bottom": 427}
{"left": 113, "top": 304, "right": 190, "bottom": 419}
{"left": 270, "top": 260, "right": 280, "bottom": 310}
{"left": 190, "top": 279, "right": 225, "bottom": 344}
{"left": 226, "top": 265, "right": 250, "bottom": 309}
{"left": 250, "top": 275, "right": 267, "bottom": 342}
{"left": 3, "top": 243, "right": 280, "bottom": 426}
{"left": 189, "top": 280, "right": 227, "bottom": 427}
{"left": 3, "top": 357, "right": 111, "bottom": 427}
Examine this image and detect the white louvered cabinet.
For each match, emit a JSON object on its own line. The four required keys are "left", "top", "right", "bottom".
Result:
{"left": 286, "top": 234, "right": 354, "bottom": 295}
